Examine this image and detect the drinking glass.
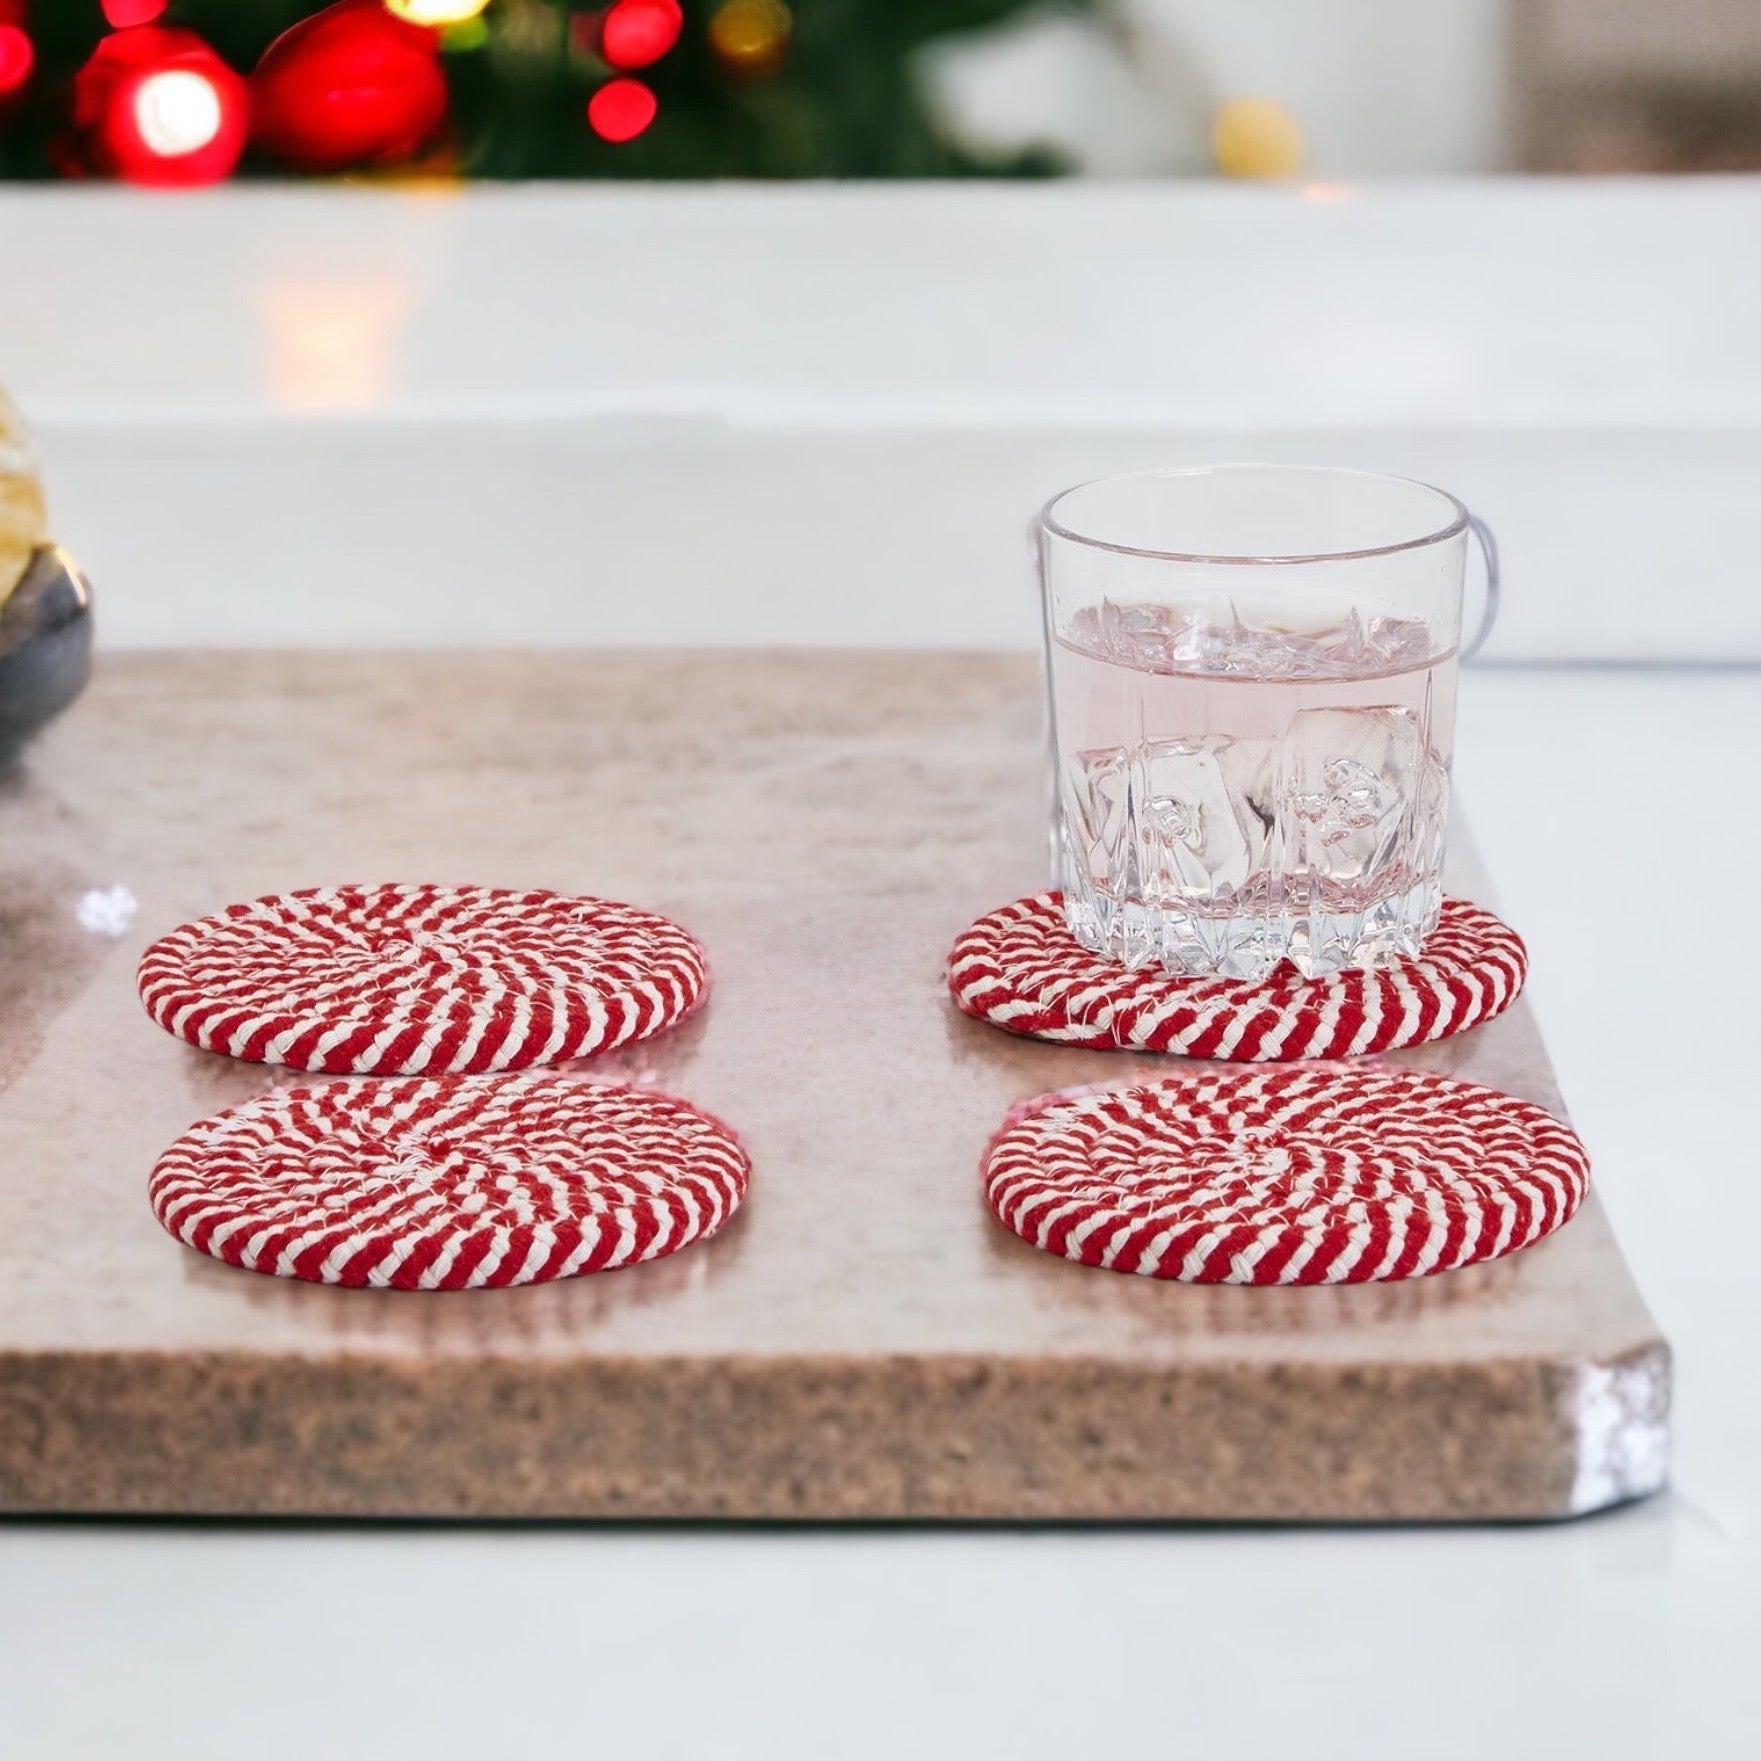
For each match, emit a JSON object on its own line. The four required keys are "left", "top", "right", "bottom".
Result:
{"left": 1038, "top": 463, "right": 1497, "bottom": 981}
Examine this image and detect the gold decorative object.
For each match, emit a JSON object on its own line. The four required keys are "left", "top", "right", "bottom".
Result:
{"left": 0, "top": 386, "right": 47, "bottom": 615}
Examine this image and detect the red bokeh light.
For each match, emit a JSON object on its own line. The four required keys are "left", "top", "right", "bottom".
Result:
{"left": 0, "top": 24, "right": 32, "bottom": 96}
{"left": 73, "top": 27, "right": 249, "bottom": 186}
{"left": 101, "top": 0, "right": 171, "bottom": 25}
{"left": 600, "top": 0, "right": 681, "bottom": 70}
{"left": 587, "top": 77, "right": 657, "bottom": 143}
{"left": 252, "top": 0, "right": 447, "bottom": 174}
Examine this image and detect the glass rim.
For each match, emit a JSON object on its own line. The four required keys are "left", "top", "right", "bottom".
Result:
{"left": 1038, "top": 463, "right": 1471, "bottom": 566}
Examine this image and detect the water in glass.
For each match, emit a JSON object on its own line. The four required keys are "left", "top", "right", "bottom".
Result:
{"left": 1054, "top": 599, "right": 1454, "bottom": 981}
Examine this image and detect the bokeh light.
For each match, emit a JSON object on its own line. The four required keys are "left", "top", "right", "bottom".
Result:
{"left": 100, "top": 0, "right": 170, "bottom": 26}
{"left": 1212, "top": 97, "right": 1305, "bottom": 179}
{"left": 587, "top": 77, "right": 657, "bottom": 143}
{"left": 132, "top": 68, "right": 224, "bottom": 158}
{"left": 708, "top": 0, "right": 790, "bottom": 77}
{"left": 601, "top": 0, "right": 682, "bottom": 71}
{"left": 252, "top": 3, "right": 450, "bottom": 175}
{"left": 0, "top": 25, "right": 32, "bottom": 97}
{"left": 74, "top": 26, "right": 249, "bottom": 184}
{"left": 384, "top": 0, "right": 492, "bottom": 23}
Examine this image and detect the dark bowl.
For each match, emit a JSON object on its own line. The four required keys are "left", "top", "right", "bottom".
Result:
{"left": 0, "top": 545, "right": 93, "bottom": 770}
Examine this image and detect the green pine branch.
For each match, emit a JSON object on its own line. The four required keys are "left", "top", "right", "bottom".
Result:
{"left": 1, "top": 0, "right": 1099, "bottom": 180}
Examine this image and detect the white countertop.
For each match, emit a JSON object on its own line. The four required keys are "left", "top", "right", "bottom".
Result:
{"left": 4, "top": 665, "right": 1757, "bottom": 1761}
{"left": 7, "top": 182, "right": 1759, "bottom": 428}
{"left": 7, "top": 181, "right": 1761, "bottom": 661}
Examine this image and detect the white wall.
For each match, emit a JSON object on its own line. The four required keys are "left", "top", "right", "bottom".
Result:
{"left": 927, "top": 0, "right": 1508, "bottom": 176}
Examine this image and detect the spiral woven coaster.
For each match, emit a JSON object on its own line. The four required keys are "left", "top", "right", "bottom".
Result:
{"left": 138, "top": 884, "right": 708, "bottom": 1075}
{"left": 149, "top": 1073, "right": 750, "bottom": 1289}
{"left": 983, "top": 1065, "right": 1587, "bottom": 1284}
{"left": 949, "top": 894, "right": 1525, "bottom": 1061}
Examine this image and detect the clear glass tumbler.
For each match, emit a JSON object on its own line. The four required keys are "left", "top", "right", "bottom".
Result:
{"left": 1038, "top": 463, "right": 1495, "bottom": 982}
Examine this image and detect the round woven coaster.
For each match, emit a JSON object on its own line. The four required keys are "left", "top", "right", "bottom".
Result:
{"left": 139, "top": 884, "right": 708, "bottom": 1075}
{"left": 149, "top": 1073, "right": 750, "bottom": 1289}
{"left": 949, "top": 893, "right": 1525, "bottom": 1061}
{"left": 983, "top": 1065, "right": 1588, "bottom": 1284}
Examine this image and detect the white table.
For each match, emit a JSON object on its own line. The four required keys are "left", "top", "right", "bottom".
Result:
{"left": 2, "top": 185, "right": 1757, "bottom": 1758}
{"left": 8, "top": 669, "right": 1756, "bottom": 1761}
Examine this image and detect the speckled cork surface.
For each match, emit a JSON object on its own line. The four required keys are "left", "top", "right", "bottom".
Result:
{"left": 0, "top": 652, "right": 1669, "bottom": 1521}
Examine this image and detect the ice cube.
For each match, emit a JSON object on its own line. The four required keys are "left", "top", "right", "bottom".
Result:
{"left": 1138, "top": 735, "right": 1271, "bottom": 902}
{"left": 1362, "top": 615, "right": 1434, "bottom": 672}
{"left": 1277, "top": 707, "right": 1433, "bottom": 887}
{"left": 1291, "top": 756, "right": 1387, "bottom": 844}
{"left": 1087, "top": 599, "right": 1190, "bottom": 672}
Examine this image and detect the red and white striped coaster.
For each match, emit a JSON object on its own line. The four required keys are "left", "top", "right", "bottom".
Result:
{"left": 138, "top": 884, "right": 708, "bottom": 1075}
{"left": 949, "top": 893, "right": 1525, "bottom": 1061}
{"left": 149, "top": 1073, "right": 750, "bottom": 1289}
{"left": 983, "top": 1065, "right": 1588, "bottom": 1284}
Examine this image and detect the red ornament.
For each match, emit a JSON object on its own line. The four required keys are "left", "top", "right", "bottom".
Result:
{"left": 101, "top": 0, "right": 170, "bottom": 26}
{"left": 0, "top": 24, "right": 32, "bottom": 97}
{"left": 72, "top": 28, "right": 249, "bottom": 187}
{"left": 600, "top": 0, "right": 682, "bottom": 70}
{"left": 587, "top": 77, "right": 657, "bottom": 143}
{"left": 252, "top": 0, "right": 447, "bottom": 174}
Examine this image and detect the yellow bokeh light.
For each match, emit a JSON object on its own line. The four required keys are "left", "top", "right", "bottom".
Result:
{"left": 708, "top": 0, "right": 791, "bottom": 74}
{"left": 1212, "top": 97, "right": 1305, "bottom": 180}
{"left": 385, "top": 0, "right": 493, "bottom": 25}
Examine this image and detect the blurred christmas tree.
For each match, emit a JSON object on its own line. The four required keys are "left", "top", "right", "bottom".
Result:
{"left": 0, "top": 0, "right": 1095, "bottom": 182}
